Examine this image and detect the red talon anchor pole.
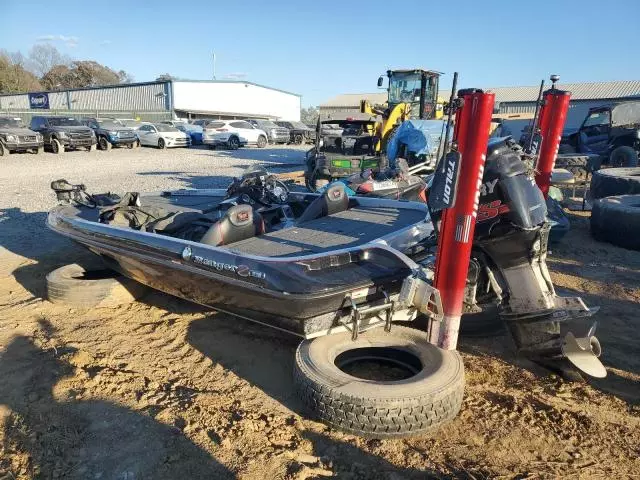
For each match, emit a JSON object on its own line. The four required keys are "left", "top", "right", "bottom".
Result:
{"left": 431, "top": 89, "right": 495, "bottom": 350}
{"left": 535, "top": 79, "right": 571, "bottom": 198}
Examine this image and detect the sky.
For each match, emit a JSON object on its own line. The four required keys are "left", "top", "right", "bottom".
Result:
{"left": 2, "top": 0, "right": 640, "bottom": 107}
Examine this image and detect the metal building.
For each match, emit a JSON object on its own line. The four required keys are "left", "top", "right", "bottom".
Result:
{"left": 491, "top": 80, "right": 640, "bottom": 128}
{"left": 320, "top": 80, "right": 640, "bottom": 129}
{"left": 0, "top": 80, "right": 301, "bottom": 122}
{"left": 319, "top": 92, "right": 387, "bottom": 121}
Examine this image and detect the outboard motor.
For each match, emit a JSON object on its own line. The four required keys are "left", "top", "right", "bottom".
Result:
{"left": 469, "top": 137, "right": 606, "bottom": 378}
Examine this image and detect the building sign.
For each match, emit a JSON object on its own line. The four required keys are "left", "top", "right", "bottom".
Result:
{"left": 28, "top": 93, "right": 50, "bottom": 109}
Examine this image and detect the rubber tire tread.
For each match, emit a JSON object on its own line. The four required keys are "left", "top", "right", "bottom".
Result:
{"left": 46, "top": 264, "right": 148, "bottom": 308}
{"left": 293, "top": 326, "right": 465, "bottom": 438}
{"left": 554, "top": 154, "right": 593, "bottom": 182}
{"left": 590, "top": 167, "right": 640, "bottom": 199}
{"left": 610, "top": 146, "right": 639, "bottom": 167}
{"left": 590, "top": 195, "right": 640, "bottom": 250}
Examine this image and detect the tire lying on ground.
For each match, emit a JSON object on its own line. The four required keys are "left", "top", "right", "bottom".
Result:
{"left": 590, "top": 167, "right": 640, "bottom": 200}
{"left": 590, "top": 195, "right": 640, "bottom": 250}
{"left": 46, "top": 264, "right": 149, "bottom": 308}
{"left": 293, "top": 325, "right": 465, "bottom": 438}
{"left": 555, "top": 154, "right": 599, "bottom": 182}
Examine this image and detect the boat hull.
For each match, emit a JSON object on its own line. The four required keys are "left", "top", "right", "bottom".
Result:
{"left": 47, "top": 198, "right": 432, "bottom": 336}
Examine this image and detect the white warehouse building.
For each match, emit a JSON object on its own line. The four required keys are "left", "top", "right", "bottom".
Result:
{"left": 0, "top": 79, "right": 301, "bottom": 122}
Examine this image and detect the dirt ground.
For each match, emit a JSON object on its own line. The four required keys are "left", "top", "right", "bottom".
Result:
{"left": 1, "top": 168, "right": 639, "bottom": 478}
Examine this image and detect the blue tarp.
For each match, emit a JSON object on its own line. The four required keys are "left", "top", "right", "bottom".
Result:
{"left": 387, "top": 119, "right": 447, "bottom": 164}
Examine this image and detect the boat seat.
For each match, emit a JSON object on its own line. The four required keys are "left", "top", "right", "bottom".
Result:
{"left": 296, "top": 183, "right": 349, "bottom": 224}
{"left": 200, "top": 204, "right": 265, "bottom": 246}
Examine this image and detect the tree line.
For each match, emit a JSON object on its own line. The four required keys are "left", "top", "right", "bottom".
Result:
{"left": 0, "top": 44, "right": 134, "bottom": 94}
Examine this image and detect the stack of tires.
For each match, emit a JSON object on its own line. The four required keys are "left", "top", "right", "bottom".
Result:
{"left": 589, "top": 168, "right": 640, "bottom": 250}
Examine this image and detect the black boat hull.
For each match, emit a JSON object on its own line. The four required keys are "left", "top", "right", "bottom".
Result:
{"left": 47, "top": 195, "right": 432, "bottom": 336}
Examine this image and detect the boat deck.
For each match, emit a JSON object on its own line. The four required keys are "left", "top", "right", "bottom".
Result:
{"left": 227, "top": 206, "right": 425, "bottom": 257}
{"left": 142, "top": 193, "right": 224, "bottom": 214}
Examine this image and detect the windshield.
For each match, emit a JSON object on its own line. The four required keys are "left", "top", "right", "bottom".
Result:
{"left": 259, "top": 121, "right": 278, "bottom": 128}
{"left": 584, "top": 110, "right": 610, "bottom": 128}
{"left": 0, "top": 117, "right": 24, "bottom": 128}
{"left": 290, "top": 121, "right": 309, "bottom": 129}
{"left": 98, "top": 121, "right": 123, "bottom": 129}
{"left": 389, "top": 72, "right": 423, "bottom": 105}
{"left": 48, "top": 117, "right": 82, "bottom": 127}
{"left": 155, "top": 124, "right": 179, "bottom": 132}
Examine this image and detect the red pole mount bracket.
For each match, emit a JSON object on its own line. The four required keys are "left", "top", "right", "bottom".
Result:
{"left": 430, "top": 89, "right": 495, "bottom": 350}
{"left": 535, "top": 88, "right": 571, "bottom": 197}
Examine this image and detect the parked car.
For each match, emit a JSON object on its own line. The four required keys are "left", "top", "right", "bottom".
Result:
{"left": 115, "top": 118, "right": 144, "bottom": 129}
{"left": 275, "top": 121, "right": 315, "bottom": 144}
{"left": 202, "top": 120, "right": 268, "bottom": 149}
{"left": 30, "top": 116, "right": 97, "bottom": 154}
{"left": 175, "top": 123, "right": 203, "bottom": 145}
{"left": 161, "top": 120, "right": 189, "bottom": 128}
{"left": 0, "top": 116, "right": 44, "bottom": 156}
{"left": 192, "top": 119, "right": 213, "bottom": 128}
{"left": 320, "top": 122, "right": 344, "bottom": 137}
{"left": 80, "top": 118, "right": 138, "bottom": 150}
{"left": 246, "top": 119, "right": 290, "bottom": 144}
{"left": 136, "top": 123, "right": 191, "bottom": 148}
{"left": 560, "top": 101, "right": 640, "bottom": 167}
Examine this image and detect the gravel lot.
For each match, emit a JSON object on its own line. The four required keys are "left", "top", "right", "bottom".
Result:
{"left": 0, "top": 144, "right": 307, "bottom": 211}
{"left": 1, "top": 145, "right": 638, "bottom": 479}
{"left": 0, "top": 144, "right": 307, "bottom": 262}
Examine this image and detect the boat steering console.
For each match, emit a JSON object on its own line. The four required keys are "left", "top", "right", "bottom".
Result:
{"left": 222, "top": 166, "right": 294, "bottom": 230}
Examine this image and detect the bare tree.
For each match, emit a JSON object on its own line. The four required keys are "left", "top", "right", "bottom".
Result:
{"left": 28, "top": 44, "right": 71, "bottom": 78}
{"left": 156, "top": 73, "right": 176, "bottom": 82}
{"left": 117, "top": 70, "right": 134, "bottom": 84}
{"left": 300, "top": 106, "right": 319, "bottom": 124}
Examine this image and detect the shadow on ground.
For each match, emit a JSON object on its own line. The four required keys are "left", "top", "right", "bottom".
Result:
{"left": 299, "top": 430, "right": 496, "bottom": 479}
{"left": 0, "top": 208, "right": 100, "bottom": 296}
{"left": 187, "top": 144, "right": 308, "bottom": 164}
{"left": 0, "top": 322, "right": 232, "bottom": 479}
{"left": 187, "top": 314, "right": 302, "bottom": 413}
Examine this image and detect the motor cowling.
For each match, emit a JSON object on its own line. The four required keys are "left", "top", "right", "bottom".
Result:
{"left": 475, "top": 137, "right": 547, "bottom": 240}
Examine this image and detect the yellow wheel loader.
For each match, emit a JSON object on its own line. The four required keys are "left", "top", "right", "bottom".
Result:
{"left": 360, "top": 68, "right": 443, "bottom": 153}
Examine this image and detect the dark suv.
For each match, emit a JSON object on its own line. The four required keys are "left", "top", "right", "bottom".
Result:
{"left": 0, "top": 116, "right": 44, "bottom": 156}
{"left": 246, "top": 119, "right": 290, "bottom": 144}
{"left": 80, "top": 117, "right": 138, "bottom": 150}
{"left": 560, "top": 101, "right": 640, "bottom": 167}
{"left": 30, "top": 116, "right": 97, "bottom": 154}
{"left": 275, "top": 121, "right": 315, "bottom": 144}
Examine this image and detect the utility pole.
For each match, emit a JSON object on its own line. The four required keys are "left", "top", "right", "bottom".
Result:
{"left": 212, "top": 52, "right": 217, "bottom": 80}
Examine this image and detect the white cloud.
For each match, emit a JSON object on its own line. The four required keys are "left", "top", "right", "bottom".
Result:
{"left": 99, "top": 40, "right": 112, "bottom": 46}
{"left": 36, "top": 34, "right": 80, "bottom": 47}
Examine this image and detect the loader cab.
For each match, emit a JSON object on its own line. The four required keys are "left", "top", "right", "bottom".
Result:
{"left": 385, "top": 69, "right": 441, "bottom": 120}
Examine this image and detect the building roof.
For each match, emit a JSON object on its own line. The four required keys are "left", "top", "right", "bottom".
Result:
{"left": 0, "top": 80, "right": 169, "bottom": 97}
{"left": 320, "top": 92, "right": 387, "bottom": 108}
{"left": 321, "top": 80, "right": 640, "bottom": 109}
{"left": 0, "top": 79, "right": 300, "bottom": 98}
{"left": 488, "top": 80, "right": 640, "bottom": 104}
